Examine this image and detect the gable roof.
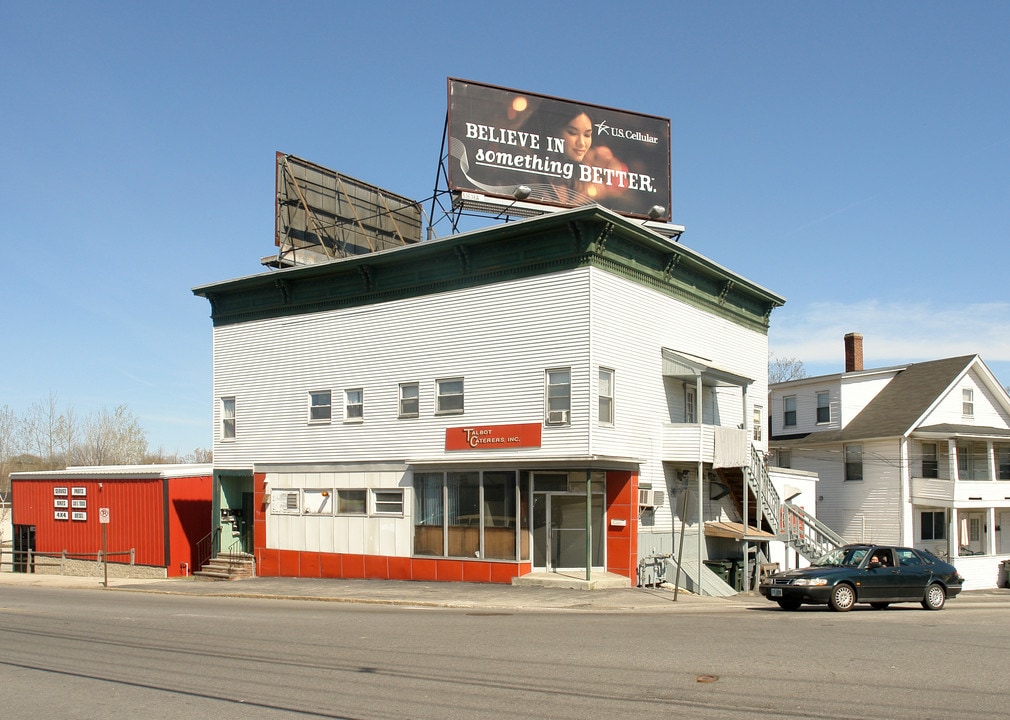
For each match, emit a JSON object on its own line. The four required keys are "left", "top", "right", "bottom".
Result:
{"left": 775, "top": 355, "right": 977, "bottom": 445}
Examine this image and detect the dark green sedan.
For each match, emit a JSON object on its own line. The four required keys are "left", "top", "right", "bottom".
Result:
{"left": 759, "top": 544, "right": 964, "bottom": 612}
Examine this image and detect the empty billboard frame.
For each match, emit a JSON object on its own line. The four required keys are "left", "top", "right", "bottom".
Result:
{"left": 275, "top": 153, "right": 423, "bottom": 266}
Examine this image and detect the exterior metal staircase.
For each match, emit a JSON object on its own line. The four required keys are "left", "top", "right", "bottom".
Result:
{"left": 726, "top": 446, "right": 846, "bottom": 563}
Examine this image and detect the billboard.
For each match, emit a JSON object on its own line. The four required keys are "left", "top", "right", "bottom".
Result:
{"left": 447, "top": 78, "right": 671, "bottom": 220}
{"left": 275, "top": 153, "right": 422, "bottom": 266}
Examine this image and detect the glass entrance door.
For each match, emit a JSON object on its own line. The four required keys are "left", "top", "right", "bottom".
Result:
{"left": 532, "top": 492, "right": 604, "bottom": 571}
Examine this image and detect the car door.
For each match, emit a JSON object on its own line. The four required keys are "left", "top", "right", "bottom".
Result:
{"left": 859, "top": 547, "right": 901, "bottom": 600}
{"left": 893, "top": 547, "right": 932, "bottom": 600}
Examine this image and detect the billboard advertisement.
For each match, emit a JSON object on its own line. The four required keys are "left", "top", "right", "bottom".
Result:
{"left": 447, "top": 78, "right": 671, "bottom": 220}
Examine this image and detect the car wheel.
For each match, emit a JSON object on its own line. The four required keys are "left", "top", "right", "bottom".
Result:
{"left": 870, "top": 602, "right": 890, "bottom": 610}
{"left": 777, "top": 599, "right": 802, "bottom": 611}
{"left": 921, "top": 583, "right": 946, "bottom": 611}
{"left": 828, "top": 583, "right": 856, "bottom": 612}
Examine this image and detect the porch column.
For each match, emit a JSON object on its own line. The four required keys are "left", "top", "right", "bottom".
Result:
{"left": 950, "top": 508, "right": 959, "bottom": 559}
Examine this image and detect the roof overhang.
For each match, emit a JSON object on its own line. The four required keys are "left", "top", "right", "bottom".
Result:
{"left": 662, "top": 348, "right": 753, "bottom": 388}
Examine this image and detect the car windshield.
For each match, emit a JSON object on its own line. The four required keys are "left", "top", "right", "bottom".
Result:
{"left": 812, "top": 547, "right": 868, "bottom": 568}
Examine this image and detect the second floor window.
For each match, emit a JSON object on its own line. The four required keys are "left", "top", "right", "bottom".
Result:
{"left": 598, "top": 368, "right": 614, "bottom": 425}
{"left": 783, "top": 396, "right": 797, "bottom": 427}
{"left": 962, "top": 389, "right": 974, "bottom": 417}
{"left": 309, "top": 390, "right": 331, "bottom": 423}
{"left": 344, "top": 389, "right": 363, "bottom": 422}
{"left": 958, "top": 441, "right": 989, "bottom": 481}
{"left": 399, "top": 382, "right": 419, "bottom": 418}
{"left": 816, "top": 392, "right": 830, "bottom": 424}
{"left": 752, "top": 406, "right": 762, "bottom": 442}
{"left": 921, "top": 442, "right": 938, "bottom": 478}
{"left": 845, "top": 444, "right": 863, "bottom": 481}
{"left": 998, "top": 444, "right": 1010, "bottom": 481}
{"left": 546, "top": 368, "right": 571, "bottom": 425}
{"left": 221, "top": 397, "right": 236, "bottom": 440}
{"left": 436, "top": 378, "right": 464, "bottom": 415}
{"left": 685, "top": 387, "right": 696, "bottom": 424}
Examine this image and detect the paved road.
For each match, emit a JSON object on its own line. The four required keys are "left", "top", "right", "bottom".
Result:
{"left": 1, "top": 578, "right": 1009, "bottom": 718}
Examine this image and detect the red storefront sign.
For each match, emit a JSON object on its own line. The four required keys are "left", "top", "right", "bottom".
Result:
{"left": 445, "top": 423, "right": 542, "bottom": 451}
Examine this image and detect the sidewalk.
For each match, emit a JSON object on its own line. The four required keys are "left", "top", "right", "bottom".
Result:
{"left": 0, "top": 571, "right": 761, "bottom": 612}
{"left": 0, "top": 571, "right": 1005, "bottom": 612}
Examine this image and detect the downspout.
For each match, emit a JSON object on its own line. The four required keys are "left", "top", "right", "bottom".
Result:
{"left": 696, "top": 374, "right": 704, "bottom": 596}
{"left": 585, "top": 469, "right": 592, "bottom": 582}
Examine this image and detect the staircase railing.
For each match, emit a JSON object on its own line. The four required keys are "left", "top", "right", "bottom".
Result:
{"left": 195, "top": 527, "right": 221, "bottom": 571}
{"left": 744, "top": 445, "right": 781, "bottom": 536}
{"left": 782, "top": 501, "right": 847, "bottom": 561}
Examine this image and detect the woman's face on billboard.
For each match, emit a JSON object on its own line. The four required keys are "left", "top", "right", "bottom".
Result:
{"left": 562, "top": 112, "right": 593, "bottom": 162}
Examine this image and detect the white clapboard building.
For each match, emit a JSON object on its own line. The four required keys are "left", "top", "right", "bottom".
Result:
{"left": 194, "top": 204, "right": 795, "bottom": 591}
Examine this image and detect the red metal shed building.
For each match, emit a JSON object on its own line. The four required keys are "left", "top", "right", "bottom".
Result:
{"left": 9, "top": 465, "right": 213, "bottom": 578}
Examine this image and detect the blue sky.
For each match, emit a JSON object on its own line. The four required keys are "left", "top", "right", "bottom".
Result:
{"left": 3, "top": 1, "right": 1008, "bottom": 454}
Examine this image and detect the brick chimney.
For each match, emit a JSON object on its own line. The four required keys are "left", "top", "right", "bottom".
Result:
{"left": 844, "top": 332, "right": 863, "bottom": 372}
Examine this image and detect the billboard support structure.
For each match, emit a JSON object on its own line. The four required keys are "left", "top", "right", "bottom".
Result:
{"left": 272, "top": 153, "right": 423, "bottom": 268}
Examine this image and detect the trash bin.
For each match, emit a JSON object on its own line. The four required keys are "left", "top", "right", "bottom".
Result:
{"left": 703, "top": 560, "right": 732, "bottom": 586}
{"left": 728, "top": 559, "right": 743, "bottom": 591}
{"left": 1001, "top": 559, "right": 1010, "bottom": 588}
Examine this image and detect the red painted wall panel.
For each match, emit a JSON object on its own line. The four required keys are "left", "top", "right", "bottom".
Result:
{"left": 12, "top": 474, "right": 213, "bottom": 576}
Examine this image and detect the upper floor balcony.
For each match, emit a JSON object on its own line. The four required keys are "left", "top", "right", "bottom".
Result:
{"left": 663, "top": 423, "right": 751, "bottom": 466}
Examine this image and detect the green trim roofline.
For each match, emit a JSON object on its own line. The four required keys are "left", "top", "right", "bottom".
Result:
{"left": 193, "top": 204, "right": 785, "bottom": 332}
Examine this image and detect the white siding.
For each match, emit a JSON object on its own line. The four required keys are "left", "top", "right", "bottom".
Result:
{"left": 792, "top": 438, "right": 901, "bottom": 544}
{"left": 920, "top": 368, "right": 1010, "bottom": 429}
{"left": 769, "top": 381, "right": 842, "bottom": 437}
{"left": 588, "top": 269, "right": 769, "bottom": 490}
{"left": 213, "top": 270, "right": 594, "bottom": 466}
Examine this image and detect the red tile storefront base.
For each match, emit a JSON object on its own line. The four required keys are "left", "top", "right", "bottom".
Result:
{"left": 254, "top": 551, "right": 525, "bottom": 584}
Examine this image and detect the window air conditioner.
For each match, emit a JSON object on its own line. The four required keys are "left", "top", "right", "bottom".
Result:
{"left": 546, "top": 410, "right": 569, "bottom": 425}
{"left": 638, "top": 488, "right": 665, "bottom": 508}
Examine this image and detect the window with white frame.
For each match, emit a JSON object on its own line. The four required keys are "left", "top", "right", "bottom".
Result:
{"left": 598, "top": 368, "right": 614, "bottom": 425}
{"left": 302, "top": 489, "right": 333, "bottom": 514}
{"left": 546, "top": 368, "right": 571, "bottom": 425}
{"left": 783, "top": 396, "right": 797, "bottom": 428}
{"left": 752, "top": 406, "right": 762, "bottom": 442}
{"left": 344, "top": 388, "right": 363, "bottom": 422}
{"left": 921, "top": 442, "right": 938, "bottom": 478}
{"left": 399, "top": 382, "right": 419, "bottom": 418}
{"left": 372, "top": 489, "right": 404, "bottom": 515}
{"left": 336, "top": 489, "right": 367, "bottom": 515}
{"left": 816, "top": 392, "right": 830, "bottom": 424}
{"left": 962, "top": 388, "right": 974, "bottom": 417}
{"left": 685, "top": 387, "right": 696, "bottom": 424}
{"left": 845, "top": 444, "right": 863, "bottom": 481}
{"left": 436, "top": 378, "right": 464, "bottom": 415}
{"left": 920, "top": 510, "right": 945, "bottom": 541}
{"left": 221, "top": 396, "right": 236, "bottom": 440}
{"left": 308, "top": 390, "right": 331, "bottom": 423}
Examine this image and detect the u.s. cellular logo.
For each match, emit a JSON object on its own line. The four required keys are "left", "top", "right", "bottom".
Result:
{"left": 594, "top": 119, "right": 659, "bottom": 144}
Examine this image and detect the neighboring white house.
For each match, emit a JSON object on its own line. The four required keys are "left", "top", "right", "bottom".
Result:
{"left": 769, "top": 333, "right": 1010, "bottom": 590}
{"left": 193, "top": 204, "right": 792, "bottom": 592}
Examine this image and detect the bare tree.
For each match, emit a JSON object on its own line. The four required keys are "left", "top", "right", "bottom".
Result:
{"left": 72, "top": 405, "right": 148, "bottom": 466}
{"left": 769, "top": 354, "right": 808, "bottom": 384}
{"left": 0, "top": 404, "right": 17, "bottom": 495}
